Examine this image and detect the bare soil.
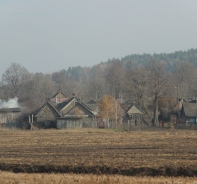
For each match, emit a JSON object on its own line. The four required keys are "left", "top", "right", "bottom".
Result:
{"left": 0, "top": 128, "right": 197, "bottom": 176}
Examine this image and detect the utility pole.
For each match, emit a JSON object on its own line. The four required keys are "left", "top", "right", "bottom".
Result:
{"left": 177, "top": 84, "right": 179, "bottom": 103}
{"left": 175, "top": 84, "right": 179, "bottom": 103}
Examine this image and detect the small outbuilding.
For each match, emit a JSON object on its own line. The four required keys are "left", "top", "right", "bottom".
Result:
{"left": 0, "top": 108, "right": 21, "bottom": 128}
{"left": 122, "top": 102, "right": 146, "bottom": 130}
{"left": 180, "top": 101, "right": 197, "bottom": 127}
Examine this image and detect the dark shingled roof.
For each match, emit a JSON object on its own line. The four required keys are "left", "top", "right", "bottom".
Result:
{"left": 86, "top": 99, "right": 97, "bottom": 104}
{"left": 86, "top": 104, "right": 98, "bottom": 111}
{"left": 56, "top": 97, "right": 76, "bottom": 111}
{"left": 34, "top": 100, "right": 62, "bottom": 117}
{"left": 183, "top": 102, "right": 197, "bottom": 117}
{"left": 0, "top": 108, "right": 21, "bottom": 113}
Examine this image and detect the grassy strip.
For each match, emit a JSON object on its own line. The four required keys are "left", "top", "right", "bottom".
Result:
{"left": 2, "top": 172, "right": 197, "bottom": 184}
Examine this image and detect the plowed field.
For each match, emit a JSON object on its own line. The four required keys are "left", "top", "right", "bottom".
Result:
{"left": 0, "top": 128, "right": 197, "bottom": 176}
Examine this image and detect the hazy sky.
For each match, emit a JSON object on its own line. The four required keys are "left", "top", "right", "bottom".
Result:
{"left": 1, "top": 0, "right": 197, "bottom": 76}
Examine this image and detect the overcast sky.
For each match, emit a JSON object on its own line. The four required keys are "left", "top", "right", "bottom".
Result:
{"left": 0, "top": 0, "right": 197, "bottom": 76}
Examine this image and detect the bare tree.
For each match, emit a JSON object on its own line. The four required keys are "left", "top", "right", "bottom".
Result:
{"left": 52, "top": 69, "right": 83, "bottom": 98}
{"left": 84, "top": 64, "right": 106, "bottom": 101}
{"left": 174, "top": 61, "right": 196, "bottom": 99}
{"left": 124, "top": 66, "right": 148, "bottom": 108}
{"left": 105, "top": 60, "right": 125, "bottom": 98}
{"left": 52, "top": 69, "right": 67, "bottom": 91}
{"left": 28, "top": 73, "right": 56, "bottom": 110}
{"left": 147, "top": 60, "right": 173, "bottom": 126}
{"left": 2, "top": 63, "right": 30, "bottom": 97}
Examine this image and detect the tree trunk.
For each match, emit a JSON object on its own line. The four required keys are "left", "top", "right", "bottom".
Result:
{"left": 153, "top": 98, "right": 159, "bottom": 126}
{"left": 29, "top": 122, "right": 33, "bottom": 130}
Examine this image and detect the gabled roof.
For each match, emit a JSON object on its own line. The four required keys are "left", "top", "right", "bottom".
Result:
{"left": 125, "top": 103, "right": 145, "bottom": 116}
{"left": 86, "top": 103, "right": 99, "bottom": 112}
{"left": 56, "top": 97, "right": 77, "bottom": 111}
{"left": 86, "top": 99, "right": 97, "bottom": 104}
{"left": 50, "top": 92, "right": 68, "bottom": 104}
{"left": 80, "top": 101, "right": 93, "bottom": 111}
{"left": 66, "top": 101, "right": 95, "bottom": 117}
{"left": 182, "top": 102, "right": 197, "bottom": 117}
{"left": 57, "top": 97, "right": 96, "bottom": 116}
{"left": 35, "top": 100, "right": 62, "bottom": 117}
{"left": 35, "top": 94, "right": 96, "bottom": 119}
{"left": 50, "top": 91, "right": 67, "bottom": 99}
{"left": 121, "top": 100, "right": 137, "bottom": 111}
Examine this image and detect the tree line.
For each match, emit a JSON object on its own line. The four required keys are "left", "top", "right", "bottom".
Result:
{"left": 1, "top": 48, "right": 197, "bottom": 125}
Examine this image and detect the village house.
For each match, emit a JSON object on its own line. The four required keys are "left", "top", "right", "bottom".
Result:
{"left": 28, "top": 89, "right": 149, "bottom": 130}
{"left": 0, "top": 107, "right": 21, "bottom": 128}
{"left": 158, "top": 97, "right": 197, "bottom": 128}
{"left": 0, "top": 97, "right": 21, "bottom": 128}
{"left": 122, "top": 101, "right": 146, "bottom": 130}
{"left": 179, "top": 99, "right": 197, "bottom": 127}
{"left": 0, "top": 91, "right": 148, "bottom": 130}
{"left": 34, "top": 92, "right": 96, "bottom": 129}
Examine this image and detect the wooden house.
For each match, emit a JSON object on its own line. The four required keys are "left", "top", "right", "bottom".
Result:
{"left": 35, "top": 100, "right": 62, "bottom": 128}
{"left": 122, "top": 102, "right": 146, "bottom": 129}
{"left": 35, "top": 92, "right": 96, "bottom": 129}
{"left": 168, "top": 97, "right": 197, "bottom": 128}
{"left": 0, "top": 108, "right": 21, "bottom": 128}
{"left": 180, "top": 101, "right": 197, "bottom": 127}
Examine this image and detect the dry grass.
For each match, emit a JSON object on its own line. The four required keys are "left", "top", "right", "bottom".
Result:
{"left": 1, "top": 171, "right": 197, "bottom": 184}
{"left": 0, "top": 128, "right": 197, "bottom": 176}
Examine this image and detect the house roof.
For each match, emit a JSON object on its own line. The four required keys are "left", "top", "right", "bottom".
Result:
{"left": 50, "top": 92, "right": 68, "bottom": 104}
{"left": 121, "top": 99, "right": 137, "bottom": 111}
{"left": 56, "top": 97, "right": 76, "bottom": 111}
{"left": 0, "top": 108, "right": 21, "bottom": 113}
{"left": 86, "top": 99, "right": 97, "bottom": 104}
{"left": 35, "top": 100, "right": 62, "bottom": 117}
{"left": 50, "top": 91, "right": 67, "bottom": 99}
{"left": 86, "top": 99, "right": 99, "bottom": 112}
{"left": 35, "top": 93, "right": 96, "bottom": 119}
{"left": 183, "top": 102, "right": 197, "bottom": 117}
{"left": 80, "top": 101, "right": 93, "bottom": 110}
{"left": 66, "top": 102, "right": 95, "bottom": 117}
{"left": 86, "top": 103, "right": 99, "bottom": 112}
{"left": 125, "top": 103, "right": 145, "bottom": 116}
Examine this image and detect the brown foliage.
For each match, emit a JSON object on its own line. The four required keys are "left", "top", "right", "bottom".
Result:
{"left": 98, "top": 95, "right": 123, "bottom": 124}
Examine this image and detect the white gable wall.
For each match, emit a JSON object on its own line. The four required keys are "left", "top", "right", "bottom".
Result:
{"left": 127, "top": 106, "right": 144, "bottom": 115}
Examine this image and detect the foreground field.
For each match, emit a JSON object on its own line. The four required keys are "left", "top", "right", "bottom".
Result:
{"left": 1, "top": 172, "right": 197, "bottom": 184}
{"left": 0, "top": 128, "right": 197, "bottom": 176}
